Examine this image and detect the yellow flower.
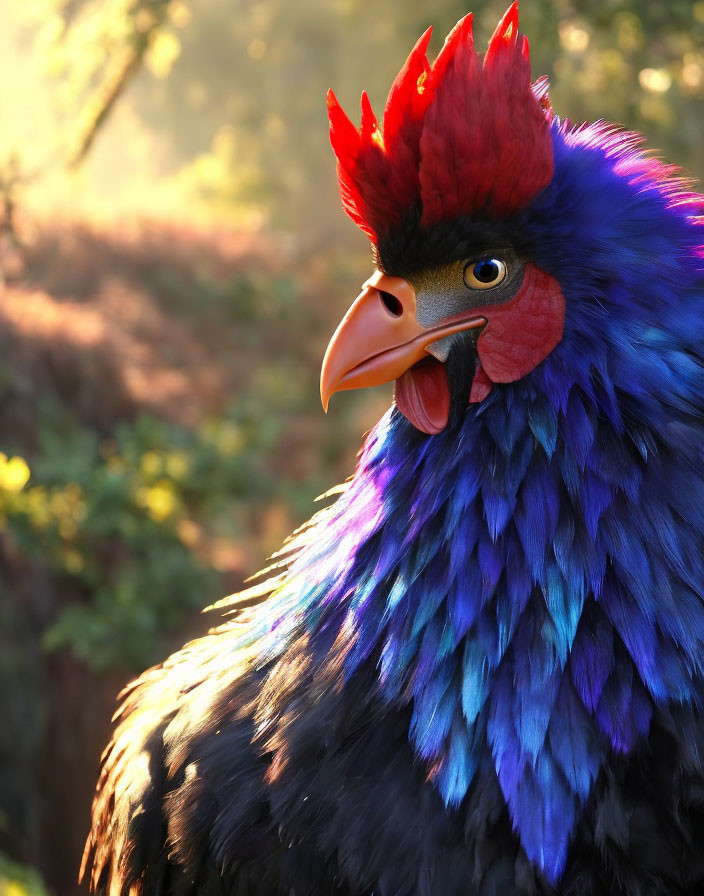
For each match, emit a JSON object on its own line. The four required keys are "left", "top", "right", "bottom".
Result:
{"left": 216, "top": 423, "right": 243, "bottom": 456}
{"left": 58, "top": 518, "right": 78, "bottom": 540}
{"left": 140, "top": 451, "right": 163, "bottom": 478}
{"left": 4, "top": 882, "right": 29, "bottom": 896}
{"left": 107, "top": 456, "right": 125, "bottom": 474}
{"left": 63, "top": 548, "right": 85, "bottom": 574}
{"left": 136, "top": 480, "right": 178, "bottom": 522}
{"left": 165, "top": 451, "right": 190, "bottom": 480}
{"left": 0, "top": 455, "right": 30, "bottom": 493}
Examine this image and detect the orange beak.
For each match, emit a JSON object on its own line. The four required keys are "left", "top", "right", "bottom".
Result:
{"left": 320, "top": 270, "right": 487, "bottom": 411}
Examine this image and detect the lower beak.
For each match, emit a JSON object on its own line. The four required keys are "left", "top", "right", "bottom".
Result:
{"left": 320, "top": 270, "right": 486, "bottom": 410}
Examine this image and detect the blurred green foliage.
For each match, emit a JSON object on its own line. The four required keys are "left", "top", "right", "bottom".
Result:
{"left": 0, "top": 335, "right": 329, "bottom": 672}
{"left": 0, "top": 855, "right": 47, "bottom": 896}
{"left": 0, "top": 232, "right": 369, "bottom": 674}
{"left": 2, "top": 407, "right": 266, "bottom": 671}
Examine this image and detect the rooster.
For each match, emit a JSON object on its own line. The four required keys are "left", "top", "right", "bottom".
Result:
{"left": 83, "top": 5, "right": 704, "bottom": 894}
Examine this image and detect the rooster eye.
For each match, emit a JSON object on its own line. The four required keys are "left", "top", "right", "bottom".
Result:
{"left": 463, "top": 258, "right": 506, "bottom": 290}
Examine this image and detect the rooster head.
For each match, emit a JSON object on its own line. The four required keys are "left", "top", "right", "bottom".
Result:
{"left": 320, "top": 2, "right": 565, "bottom": 433}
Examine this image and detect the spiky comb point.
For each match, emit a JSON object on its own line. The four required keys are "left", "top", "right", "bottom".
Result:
{"left": 328, "top": 2, "right": 554, "bottom": 244}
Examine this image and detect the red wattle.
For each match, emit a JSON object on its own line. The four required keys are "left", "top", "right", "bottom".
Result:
{"left": 469, "top": 359, "right": 493, "bottom": 403}
{"left": 394, "top": 357, "right": 450, "bottom": 434}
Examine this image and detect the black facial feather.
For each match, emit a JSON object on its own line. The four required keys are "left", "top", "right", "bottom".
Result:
{"left": 445, "top": 334, "right": 480, "bottom": 428}
{"left": 374, "top": 203, "right": 533, "bottom": 278}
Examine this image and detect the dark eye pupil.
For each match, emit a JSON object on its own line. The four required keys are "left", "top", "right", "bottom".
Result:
{"left": 473, "top": 260, "right": 500, "bottom": 283}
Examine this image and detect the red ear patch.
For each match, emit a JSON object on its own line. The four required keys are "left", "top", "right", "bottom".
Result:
{"left": 469, "top": 264, "right": 564, "bottom": 401}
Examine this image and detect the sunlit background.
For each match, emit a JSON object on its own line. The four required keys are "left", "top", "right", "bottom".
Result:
{"left": 0, "top": 1, "right": 702, "bottom": 893}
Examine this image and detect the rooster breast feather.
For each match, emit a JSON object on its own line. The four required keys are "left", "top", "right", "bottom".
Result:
{"left": 82, "top": 610, "right": 534, "bottom": 896}
{"left": 82, "top": 621, "right": 283, "bottom": 895}
{"left": 83, "top": 565, "right": 704, "bottom": 896}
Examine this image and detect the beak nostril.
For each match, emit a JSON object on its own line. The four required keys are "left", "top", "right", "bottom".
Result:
{"left": 379, "top": 290, "right": 403, "bottom": 318}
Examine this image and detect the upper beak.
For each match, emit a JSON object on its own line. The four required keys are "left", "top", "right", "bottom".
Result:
{"left": 320, "top": 270, "right": 486, "bottom": 410}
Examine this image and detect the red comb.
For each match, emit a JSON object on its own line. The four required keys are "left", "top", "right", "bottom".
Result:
{"left": 328, "top": 2, "right": 554, "bottom": 243}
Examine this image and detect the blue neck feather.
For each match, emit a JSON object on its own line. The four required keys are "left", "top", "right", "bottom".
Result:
{"left": 253, "top": 123, "right": 704, "bottom": 883}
